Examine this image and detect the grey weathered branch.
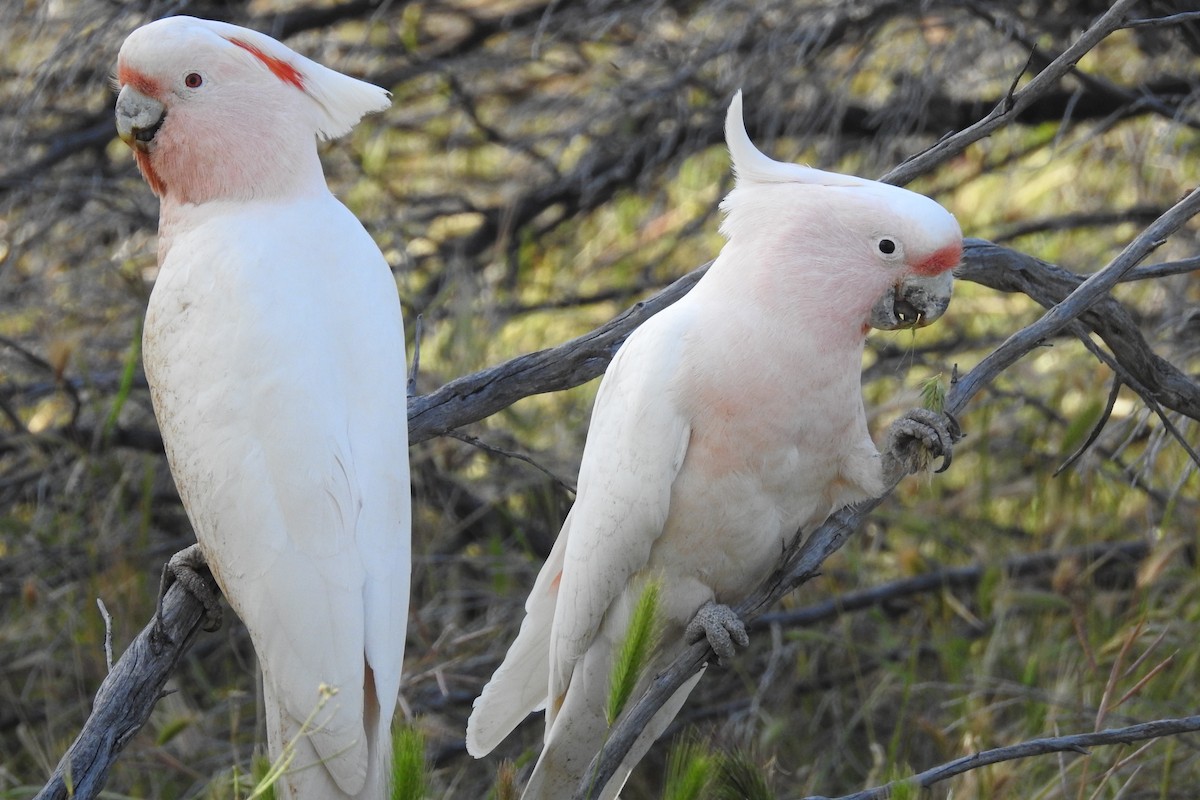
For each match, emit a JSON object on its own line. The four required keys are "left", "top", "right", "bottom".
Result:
{"left": 808, "top": 715, "right": 1200, "bottom": 800}
{"left": 33, "top": 568, "right": 219, "bottom": 800}
{"left": 948, "top": 184, "right": 1200, "bottom": 418}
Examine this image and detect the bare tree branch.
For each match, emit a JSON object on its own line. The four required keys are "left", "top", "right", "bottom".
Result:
{"left": 751, "top": 538, "right": 1151, "bottom": 632}
{"left": 33, "top": 569, "right": 219, "bottom": 800}
{"left": 948, "top": 186, "right": 1200, "bottom": 417}
{"left": 958, "top": 239, "right": 1200, "bottom": 422}
{"left": 883, "top": 0, "right": 1141, "bottom": 187}
{"left": 806, "top": 715, "right": 1200, "bottom": 800}
{"left": 1123, "top": 11, "right": 1200, "bottom": 29}
{"left": 407, "top": 266, "right": 706, "bottom": 444}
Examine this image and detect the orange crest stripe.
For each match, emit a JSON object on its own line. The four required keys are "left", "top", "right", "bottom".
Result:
{"left": 227, "top": 38, "right": 305, "bottom": 91}
{"left": 117, "top": 62, "right": 162, "bottom": 97}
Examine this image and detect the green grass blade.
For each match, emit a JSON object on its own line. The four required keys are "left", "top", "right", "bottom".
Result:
{"left": 391, "top": 723, "right": 429, "bottom": 800}
{"left": 607, "top": 576, "right": 664, "bottom": 725}
{"left": 715, "top": 750, "right": 774, "bottom": 800}
{"left": 662, "top": 737, "right": 717, "bottom": 800}
{"left": 101, "top": 319, "right": 142, "bottom": 443}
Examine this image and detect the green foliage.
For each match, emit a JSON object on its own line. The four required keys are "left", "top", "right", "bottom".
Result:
{"left": 101, "top": 320, "right": 141, "bottom": 443}
{"left": 661, "top": 738, "right": 718, "bottom": 800}
{"left": 714, "top": 750, "right": 774, "bottom": 800}
{"left": 608, "top": 576, "right": 665, "bottom": 725}
{"left": 919, "top": 373, "right": 947, "bottom": 414}
{"left": 391, "top": 723, "right": 429, "bottom": 800}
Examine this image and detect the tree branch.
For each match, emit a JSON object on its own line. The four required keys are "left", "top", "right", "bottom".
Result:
{"left": 751, "top": 538, "right": 1151, "bottom": 632}
{"left": 32, "top": 568, "right": 219, "bottom": 800}
{"left": 948, "top": 185, "right": 1200, "bottom": 417}
{"left": 883, "top": 0, "right": 1142, "bottom": 187}
{"left": 808, "top": 716, "right": 1200, "bottom": 800}
{"left": 958, "top": 239, "right": 1200, "bottom": 422}
{"left": 407, "top": 266, "right": 706, "bottom": 444}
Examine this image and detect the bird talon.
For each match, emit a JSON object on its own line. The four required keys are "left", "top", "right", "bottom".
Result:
{"left": 157, "top": 544, "right": 223, "bottom": 638}
{"left": 685, "top": 601, "right": 749, "bottom": 666}
{"left": 884, "top": 407, "right": 962, "bottom": 480}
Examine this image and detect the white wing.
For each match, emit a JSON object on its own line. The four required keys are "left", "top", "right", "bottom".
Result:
{"left": 466, "top": 300, "right": 694, "bottom": 755}
{"left": 546, "top": 303, "right": 693, "bottom": 720}
{"left": 145, "top": 194, "right": 409, "bottom": 795}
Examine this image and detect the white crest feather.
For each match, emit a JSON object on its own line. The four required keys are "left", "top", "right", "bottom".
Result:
{"left": 725, "top": 90, "right": 865, "bottom": 188}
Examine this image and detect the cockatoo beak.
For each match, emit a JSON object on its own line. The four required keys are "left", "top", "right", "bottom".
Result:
{"left": 115, "top": 85, "right": 166, "bottom": 153}
{"left": 868, "top": 270, "right": 954, "bottom": 330}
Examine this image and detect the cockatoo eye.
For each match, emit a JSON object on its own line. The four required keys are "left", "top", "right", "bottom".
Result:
{"left": 184, "top": 72, "right": 204, "bottom": 89}
{"left": 878, "top": 238, "right": 897, "bottom": 255}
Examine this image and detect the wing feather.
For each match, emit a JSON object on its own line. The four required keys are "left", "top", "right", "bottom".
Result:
{"left": 547, "top": 303, "right": 694, "bottom": 716}
{"left": 467, "top": 300, "right": 696, "bottom": 754}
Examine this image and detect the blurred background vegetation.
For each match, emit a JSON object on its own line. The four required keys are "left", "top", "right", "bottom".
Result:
{"left": 2, "top": 0, "right": 1199, "bottom": 797}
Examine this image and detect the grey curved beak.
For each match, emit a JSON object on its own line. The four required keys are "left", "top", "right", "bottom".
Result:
{"left": 868, "top": 271, "right": 954, "bottom": 330}
{"left": 115, "top": 85, "right": 165, "bottom": 153}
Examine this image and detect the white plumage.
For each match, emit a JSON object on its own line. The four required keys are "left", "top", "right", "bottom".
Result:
{"left": 116, "top": 17, "right": 408, "bottom": 799}
{"left": 467, "top": 91, "right": 962, "bottom": 798}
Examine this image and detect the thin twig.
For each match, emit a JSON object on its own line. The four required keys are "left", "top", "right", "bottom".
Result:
{"left": 408, "top": 313, "right": 423, "bottom": 398}
{"left": 1123, "top": 12, "right": 1200, "bottom": 29}
{"left": 96, "top": 598, "right": 114, "bottom": 672}
{"left": 1118, "top": 255, "right": 1200, "bottom": 282}
{"left": 445, "top": 429, "right": 577, "bottom": 493}
{"left": 1055, "top": 375, "right": 1122, "bottom": 476}
{"left": 882, "top": 0, "right": 1142, "bottom": 187}
{"left": 807, "top": 716, "right": 1200, "bottom": 800}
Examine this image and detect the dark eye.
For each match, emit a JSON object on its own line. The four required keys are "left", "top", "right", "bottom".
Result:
{"left": 184, "top": 72, "right": 203, "bottom": 88}
{"left": 878, "top": 238, "right": 896, "bottom": 255}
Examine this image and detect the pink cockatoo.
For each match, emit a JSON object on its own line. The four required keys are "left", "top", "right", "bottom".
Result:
{"left": 466, "top": 91, "right": 962, "bottom": 799}
{"left": 115, "top": 16, "right": 409, "bottom": 800}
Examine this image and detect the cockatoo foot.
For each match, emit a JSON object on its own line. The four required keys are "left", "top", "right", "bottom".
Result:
{"left": 881, "top": 408, "right": 962, "bottom": 483}
{"left": 685, "top": 601, "right": 749, "bottom": 666}
{"left": 154, "top": 544, "right": 222, "bottom": 649}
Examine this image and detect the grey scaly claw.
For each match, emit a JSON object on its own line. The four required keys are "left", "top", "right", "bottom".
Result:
{"left": 155, "top": 544, "right": 222, "bottom": 648}
{"left": 883, "top": 408, "right": 962, "bottom": 480}
{"left": 685, "top": 601, "right": 749, "bottom": 666}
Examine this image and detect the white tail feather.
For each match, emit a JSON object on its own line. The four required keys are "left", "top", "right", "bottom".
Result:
{"left": 466, "top": 524, "right": 574, "bottom": 756}
{"left": 262, "top": 675, "right": 389, "bottom": 799}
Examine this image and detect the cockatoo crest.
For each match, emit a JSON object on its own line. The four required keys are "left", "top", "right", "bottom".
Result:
{"left": 724, "top": 91, "right": 866, "bottom": 189}
{"left": 118, "top": 16, "right": 389, "bottom": 141}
